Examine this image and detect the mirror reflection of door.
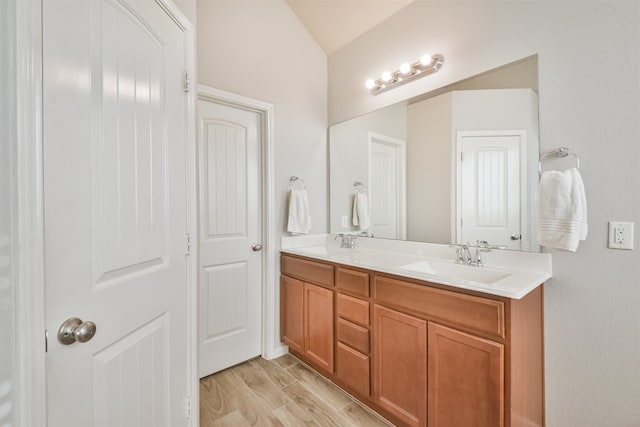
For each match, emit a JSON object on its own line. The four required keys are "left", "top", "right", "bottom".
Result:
{"left": 457, "top": 131, "right": 526, "bottom": 250}
{"left": 368, "top": 132, "right": 406, "bottom": 240}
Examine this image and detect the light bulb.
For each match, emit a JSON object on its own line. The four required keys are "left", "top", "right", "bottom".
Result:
{"left": 365, "top": 79, "right": 376, "bottom": 89}
{"left": 420, "top": 54, "right": 433, "bottom": 66}
{"left": 381, "top": 71, "right": 392, "bottom": 82}
{"left": 400, "top": 63, "right": 411, "bottom": 74}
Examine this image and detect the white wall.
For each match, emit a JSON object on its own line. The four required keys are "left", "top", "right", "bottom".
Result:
{"left": 197, "top": 0, "right": 327, "bottom": 353}
{"left": 329, "top": 2, "right": 640, "bottom": 425}
{"left": 198, "top": 0, "right": 327, "bottom": 236}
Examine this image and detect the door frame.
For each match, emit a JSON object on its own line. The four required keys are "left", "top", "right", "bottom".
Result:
{"left": 15, "top": 0, "right": 46, "bottom": 424}
{"left": 367, "top": 131, "right": 407, "bottom": 240}
{"left": 15, "top": 1, "right": 198, "bottom": 425}
{"left": 196, "top": 85, "right": 277, "bottom": 362}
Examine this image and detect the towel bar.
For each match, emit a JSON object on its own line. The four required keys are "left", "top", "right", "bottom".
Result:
{"left": 538, "top": 147, "right": 580, "bottom": 175}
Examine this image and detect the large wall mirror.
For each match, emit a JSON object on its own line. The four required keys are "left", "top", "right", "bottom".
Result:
{"left": 330, "top": 55, "right": 541, "bottom": 252}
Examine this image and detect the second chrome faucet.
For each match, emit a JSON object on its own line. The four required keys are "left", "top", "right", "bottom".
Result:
{"left": 335, "top": 233, "right": 357, "bottom": 249}
{"left": 455, "top": 240, "right": 501, "bottom": 266}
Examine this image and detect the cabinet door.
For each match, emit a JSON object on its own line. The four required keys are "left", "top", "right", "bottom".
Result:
{"left": 336, "top": 342, "right": 370, "bottom": 397}
{"left": 428, "top": 322, "right": 504, "bottom": 427}
{"left": 304, "top": 283, "right": 334, "bottom": 372}
{"left": 373, "top": 305, "right": 427, "bottom": 427}
{"left": 280, "top": 275, "right": 304, "bottom": 354}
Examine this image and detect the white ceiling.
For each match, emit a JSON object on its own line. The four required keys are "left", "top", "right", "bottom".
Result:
{"left": 285, "top": 0, "right": 414, "bottom": 55}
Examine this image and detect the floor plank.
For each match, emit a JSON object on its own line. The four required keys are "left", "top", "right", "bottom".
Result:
{"left": 200, "top": 355, "right": 393, "bottom": 426}
{"left": 250, "top": 356, "right": 296, "bottom": 388}
{"left": 340, "top": 402, "right": 393, "bottom": 427}
{"left": 286, "top": 362, "right": 353, "bottom": 411}
{"left": 272, "top": 400, "right": 322, "bottom": 426}
{"left": 211, "top": 410, "right": 251, "bottom": 427}
{"left": 281, "top": 382, "right": 353, "bottom": 427}
{"left": 232, "top": 362, "right": 291, "bottom": 412}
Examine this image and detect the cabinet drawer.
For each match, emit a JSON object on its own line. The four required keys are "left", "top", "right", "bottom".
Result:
{"left": 336, "top": 342, "right": 370, "bottom": 397}
{"left": 374, "top": 275, "right": 505, "bottom": 339}
{"left": 336, "top": 267, "right": 369, "bottom": 298}
{"left": 336, "top": 318, "right": 369, "bottom": 354}
{"left": 281, "top": 255, "right": 333, "bottom": 287}
{"left": 336, "top": 293, "right": 369, "bottom": 327}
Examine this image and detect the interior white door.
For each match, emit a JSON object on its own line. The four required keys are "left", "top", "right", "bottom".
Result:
{"left": 458, "top": 133, "right": 522, "bottom": 250}
{"left": 43, "top": 0, "right": 190, "bottom": 426}
{"left": 369, "top": 133, "right": 406, "bottom": 239}
{"left": 197, "top": 96, "right": 262, "bottom": 378}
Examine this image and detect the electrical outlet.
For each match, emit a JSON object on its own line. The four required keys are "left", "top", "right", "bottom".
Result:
{"left": 341, "top": 215, "right": 348, "bottom": 227}
{"left": 608, "top": 221, "right": 634, "bottom": 250}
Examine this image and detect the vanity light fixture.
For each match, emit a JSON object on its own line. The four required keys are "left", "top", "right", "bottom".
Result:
{"left": 365, "top": 53, "right": 444, "bottom": 95}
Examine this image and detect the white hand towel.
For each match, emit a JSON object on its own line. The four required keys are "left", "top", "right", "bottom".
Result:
{"left": 352, "top": 192, "right": 370, "bottom": 231}
{"left": 536, "top": 168, "right": 588, "bottom": 251}
{"left": 287, "top": 189, "right": 312, "bottom": 234}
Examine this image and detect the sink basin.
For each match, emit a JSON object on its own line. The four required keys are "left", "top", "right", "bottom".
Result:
{"left": 398, "top": 260, "right": 510, "bottom": 285}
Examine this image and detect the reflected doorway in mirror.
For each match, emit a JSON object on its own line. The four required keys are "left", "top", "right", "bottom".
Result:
{"left": 368, "top": 132, "right": 406, "bottom": 240}
{"left": 456, "top": 130, "right": 527, "bottom": 251}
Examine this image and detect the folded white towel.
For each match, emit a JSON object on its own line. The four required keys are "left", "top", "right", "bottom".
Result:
{"left": 287, "top": 189, "right": 312, "bottom": 234}
{"left": 536, "top": 168, "right": 588, "bottom": 251}
{"left": 352, "top": 192, "right": 370, "bottom": 231}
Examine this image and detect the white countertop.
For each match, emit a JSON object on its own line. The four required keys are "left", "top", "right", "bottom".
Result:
{"left": 281, "top": 235, "right": 552, "bottom": 299}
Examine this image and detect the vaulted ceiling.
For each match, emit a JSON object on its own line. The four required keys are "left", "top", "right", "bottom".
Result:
{"left": 285, "top": 0, "right": 414, "bottom": 55}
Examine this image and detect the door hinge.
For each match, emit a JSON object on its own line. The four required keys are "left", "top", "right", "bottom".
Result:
{"left": 185, "top": 396, "right": 192, "bottom": 419}
{"left": 45, "top": 329, "right": 48, "bottom": 353}
{"left": 185, "top": 233, "right": 192, "bottom": 255}
{"left": 460, "top": 152, "right": 464, "bottom": 162}
{"left": 184, "top": 72, "right": 191, "bottom": 93}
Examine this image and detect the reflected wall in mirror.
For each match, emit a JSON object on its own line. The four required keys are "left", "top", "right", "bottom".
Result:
{"left": 330, "top": 56, "right": 540, "bottom": 252}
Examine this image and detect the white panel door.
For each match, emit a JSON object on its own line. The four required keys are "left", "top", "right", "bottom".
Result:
{"left": 197, "top": 97, "right": 262, "bottom": 378}
{"left": 369, "top": 133, "right": 406, "bottom": 240}
{"left": 43, "top": 0, "right": 190, "bottom": 426}
{"left": 458, "top": 133, "right": 522, "bottom": 249}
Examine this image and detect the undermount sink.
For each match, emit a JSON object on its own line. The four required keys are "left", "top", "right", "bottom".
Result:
{"left": 398, "top": 260, "right": 511, "bottom": 285}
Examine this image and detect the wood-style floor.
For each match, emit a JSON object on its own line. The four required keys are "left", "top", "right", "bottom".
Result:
{"left": 200, "top": 354, "right": 393, "bottom": 427}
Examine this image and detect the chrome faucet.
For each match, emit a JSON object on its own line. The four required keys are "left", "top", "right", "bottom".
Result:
{"left": 455, "top": 244, "right": 472, "bottom": 265}
{"left": 456, "top": 240, "right": 506, "bottom": 267}
{"left": 335, "top": 233, "right": 357, "bottom": 249}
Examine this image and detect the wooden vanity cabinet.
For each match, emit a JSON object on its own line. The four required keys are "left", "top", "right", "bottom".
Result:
{"left": 280, "top": 256, "right": 334, "bottom": 373}
{"left": 372, "top": 304, "right": 505, "bottom": 427}
{"left": 280, "top": 253, "right": 544, "bottom": 427}
{"left": 372, "top": 274, "right": 543, "bottom": 427}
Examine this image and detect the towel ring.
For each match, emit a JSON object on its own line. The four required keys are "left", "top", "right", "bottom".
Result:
{"left": 538, "top": 147, "right": 580, "bottom": 175}
{"left": 353, "top": 181, "right": 366, "bottom": 192}
{"left": 288, "top": 176, "right": 306, "bottom": 190}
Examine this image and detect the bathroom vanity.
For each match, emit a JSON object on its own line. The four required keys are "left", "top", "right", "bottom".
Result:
{"left": 280, "top": 235, "right": 551, "bottom": 427}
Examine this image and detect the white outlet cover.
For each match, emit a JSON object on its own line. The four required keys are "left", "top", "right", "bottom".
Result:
{"left": 608, "top": 221, "right": 634, "bottom": 250}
